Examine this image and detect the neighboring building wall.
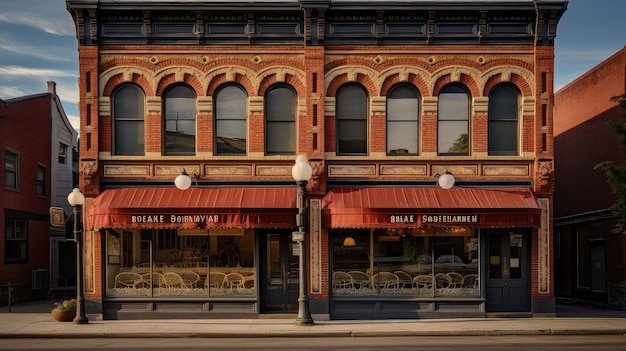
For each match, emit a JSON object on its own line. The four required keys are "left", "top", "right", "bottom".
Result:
{"left": 0, "top": 93, "right": 53, "bottom": 303}
{"left": 48, "top": 81, "right": 80, "bottom": 294}
{"left": 554, "top": 47, "right": 626, "bottom": 307}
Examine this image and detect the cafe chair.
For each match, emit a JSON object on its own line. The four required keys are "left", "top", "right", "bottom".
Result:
{"left": 206, "top": 272, "right": 227, "bottom": 289}
{"left": 162, "top": 272, "right": 185, "bottom": 288}
{"left": 347, "top": 271, "right": 371, "bottom": 289}
{"left": 333, "top": 271, "right": 353, "bottom": 289}
{"left": 178, "top": 270, "right": 201, "bottom": 288}
{"left": 447, "top": 272, "right": 464, "bottom": 288}
{"left": 114, "top": 272, "right": 142, "bottom": 288}
{"left": 371, "top": 272, "right": 399, "bottom": 289}
{"left": 394, "top": 271, "right": 413, "bottom": 288}
{"left": 435, "top": 273, "right": 452, "bottom": 289}
{"left": 413, "top": 274, "right": 433, "bottom": 290}
{"left": 225, "top": 272, "right": 246, "bottom": 291}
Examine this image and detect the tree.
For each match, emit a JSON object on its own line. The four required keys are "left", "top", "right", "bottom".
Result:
{"left": 594, "top": 94, "right": 626, "bottom": 233}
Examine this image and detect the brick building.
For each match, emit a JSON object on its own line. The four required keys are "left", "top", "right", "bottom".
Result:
{"left": 554, "top": 47, "right": 626, "bottom": 308}
{"left": 1, "top": 82, "right": 78, "bottom": 305}
{"left": 66, "top": 0, "right": 567, "bottom": 320}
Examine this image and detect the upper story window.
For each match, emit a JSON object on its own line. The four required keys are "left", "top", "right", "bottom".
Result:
{"left": 37, "top": 164, "right": 46, "bottom": 197}
{"left": 265, "top": 84, "right": 296, "bottom": 155}
{"left": 4, "top": 218, "right": 28, "bottom": 263}
{"left": 113, "top": 84, "right": 145, "bottom": 156}
{"left": 488, "top": 83, "right": 520, "bottom": 156}
{"left": 5, "top": 149, "right": 18, "bottom": 191}
{"left": 163, "top": 85, "right": 196, "bottom": 156}
{"left": 336, "top": 83, "right": 368, "bottom": 155}
{"left": 387, "top": 84, "right": 420, "bottom": 155}
{"left": 215, "top": 84, "right": 247, "bottom": 155}
{"left": 438, "top": 84, "right": 470, "bottom": 156}
{"left": 58, "top": 143, "right": 67, "bottom": 164}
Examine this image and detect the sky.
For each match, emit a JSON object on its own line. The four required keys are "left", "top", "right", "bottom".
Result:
{"left": 0, "top": 0, "right": 625, "bottom": 133}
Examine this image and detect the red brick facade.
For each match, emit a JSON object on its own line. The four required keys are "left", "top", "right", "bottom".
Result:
{"left": 67, "top": 0, "right": 566, "bottom": 319}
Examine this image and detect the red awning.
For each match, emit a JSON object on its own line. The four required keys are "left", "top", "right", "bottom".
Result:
{"left": 87, "top": 187, "right": 297, "bottom": 230}
{"left": 321, "top": 187, "right": 541, "bottom": 229}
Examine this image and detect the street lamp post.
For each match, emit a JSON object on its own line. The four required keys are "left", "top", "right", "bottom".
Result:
{"left": 291, "top": 155, "right": 314, "bottom": 325}
{"left": 67, "top": 188, "right": 88, "bottom": 325}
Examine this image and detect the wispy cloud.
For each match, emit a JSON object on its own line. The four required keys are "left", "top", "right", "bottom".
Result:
{"left": 0, "top": 66, "right": 77, "bottom": 78}
{"left": 0, "top": 1, "right": 75, "bottom": 37}
{"left": 0, "top": 38, "right": 76, "bottom": 63}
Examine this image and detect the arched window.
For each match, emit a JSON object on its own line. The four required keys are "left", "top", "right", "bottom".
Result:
{"left": 488, "top": 83, "right": 520, "bottom": 156}
{"left": 112, "top": 84, "right": 145, "bottom": 156}
{"left": 265, "top": 84, "right": 296, "bottom": 155}
{"left": 336, "top": 83, "right": 368, "bottom": 155}
{"left": 387, "top": 84, "right": 420, "bottom": 155}
{"left": 163, "top": 85, "right": 196, "bottom": 155}
{"left": 438, "top": 84, "right": 470, "bottom": 155}
{"left": 215, "top": 84, "right": 247, "bottom": 155}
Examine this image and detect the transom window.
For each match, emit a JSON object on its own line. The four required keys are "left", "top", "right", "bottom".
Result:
{"left": 215, "top": 84, "right": 247, "bottom": 155}
{"left": 488, "top": 83, "right": 520, "bottom": 156}
{"left": 336, "top": 83, "right": 368, "bottom": 155}
{"left": 265, "top": 84, "right": 296, "bottom": 155}
{"left": 438, "top": 84, "right": 470, "bottom": 156}
{"left": 113, "top": 84, "right": 145, "bottom": 156}
{"left": 387, "top": 84, "right": 420, "bottom": 155}
{"left": 163, "top": 85, "right": 196, "bottom": 155}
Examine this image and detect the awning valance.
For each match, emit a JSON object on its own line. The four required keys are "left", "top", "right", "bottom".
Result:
{"left": 321, "top": 187, "right": 541, "bottom": 229}
{"left": 87, "top": 187, "right": 297, "bottom": 230}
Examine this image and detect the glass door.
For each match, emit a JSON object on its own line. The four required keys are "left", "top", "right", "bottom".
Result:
{"left": 259, "top": 232, "right": 299, "bottom": 313}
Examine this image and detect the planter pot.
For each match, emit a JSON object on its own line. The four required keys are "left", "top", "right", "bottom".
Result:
{"left": 51, "top": 308, "right": 76, "bottom": 322}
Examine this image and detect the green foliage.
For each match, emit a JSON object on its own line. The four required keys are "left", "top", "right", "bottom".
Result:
{"left": 594, "top": 94, "right": 626, "bottom": 233}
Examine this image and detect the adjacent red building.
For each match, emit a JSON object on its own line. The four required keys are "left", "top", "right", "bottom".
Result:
{"left": 554, "top": 46, "right": 626, "bottom": 308}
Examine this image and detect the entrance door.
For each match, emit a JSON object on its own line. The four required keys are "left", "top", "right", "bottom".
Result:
{"left": 485, "top": 231, "right": 531, "bottom": 312}
{"left": 259, "top": 232, "right": 299, "bottom": 313}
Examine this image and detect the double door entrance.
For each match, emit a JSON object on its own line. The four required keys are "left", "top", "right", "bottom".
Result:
{"left": 259, "top": 231, "right": 299, "bottom": 313}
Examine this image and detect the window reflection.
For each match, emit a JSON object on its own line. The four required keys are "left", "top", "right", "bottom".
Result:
{"left": 438, "top": 84, "right": 470, "bottom": 155}
{"left": 332, "top": 228, "right": 479, "bottom": 297}
{"left": 163, "top": 85, "right": 196, "bottom": 155}
{"left": 106, "top": 229, "right": 255, "bottom": 298}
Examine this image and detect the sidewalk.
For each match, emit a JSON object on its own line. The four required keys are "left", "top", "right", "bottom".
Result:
{"left": 1, "top": 300, "right": 626, "bottom": 338}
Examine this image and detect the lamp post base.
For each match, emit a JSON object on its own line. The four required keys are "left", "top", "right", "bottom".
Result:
{"left": 295, "top": 297, "right": 314, "bottom": 325}
{"left": 73, "top": 316, "right": 89, "bottom": 325}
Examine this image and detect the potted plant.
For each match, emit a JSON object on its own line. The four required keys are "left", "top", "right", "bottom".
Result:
{"left": 51, "top": 299, "right": 77, "bottom": 322}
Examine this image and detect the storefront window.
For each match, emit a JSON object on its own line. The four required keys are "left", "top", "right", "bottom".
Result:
{"left": 106, "top": 228, "right": 255, "bottom": 298}
{"left": 332, "top": 228, "right": 479, "bottom": 298}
